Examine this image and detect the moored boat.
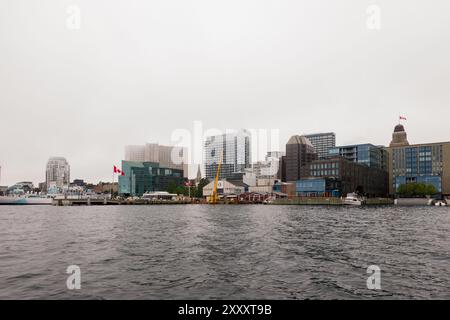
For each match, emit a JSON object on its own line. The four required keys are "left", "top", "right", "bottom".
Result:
{"left": 0, "top": 195, "right": 53, "bottom": 205}
{"left": 344, "top": 193, "right": 365, "bottom": 206}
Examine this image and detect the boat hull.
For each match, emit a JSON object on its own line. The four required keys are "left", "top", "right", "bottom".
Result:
{"left": 0, "top": 197, "right": 53, "bottom": 205}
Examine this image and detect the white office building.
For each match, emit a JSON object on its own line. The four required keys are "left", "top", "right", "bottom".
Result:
{"left": 204, "top": 129, "right": 252, "bottom": 180}
{"left": 46, "top": 157, "right": 70, "bottom": 192}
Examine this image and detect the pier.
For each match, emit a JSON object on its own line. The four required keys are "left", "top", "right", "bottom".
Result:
{"left": 51, "top": 198, "right": 192, "bottom": 206}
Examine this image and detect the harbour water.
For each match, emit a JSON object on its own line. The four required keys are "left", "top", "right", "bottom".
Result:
{"left": 0, "top": 205, "right": 448, "bottom": 299}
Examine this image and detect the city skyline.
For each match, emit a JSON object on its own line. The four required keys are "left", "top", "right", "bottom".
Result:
{"left": 2, "top": 1, "right": 450, "bottom": 185}
{"left": 1, "top": 118, "right": 448, "bottom": 186}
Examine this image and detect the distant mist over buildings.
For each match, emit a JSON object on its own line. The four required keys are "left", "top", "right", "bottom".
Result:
{"left": 1, "top": 1, "right": 450, "bottom": 186}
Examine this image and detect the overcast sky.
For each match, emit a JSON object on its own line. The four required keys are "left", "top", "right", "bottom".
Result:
{"left": 1, "top": 0, "right": 450, "bottom": 185}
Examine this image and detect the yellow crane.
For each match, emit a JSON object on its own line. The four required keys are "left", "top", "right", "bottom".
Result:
{"left": 208, "top": 150, "right": 223, "bottom": 204}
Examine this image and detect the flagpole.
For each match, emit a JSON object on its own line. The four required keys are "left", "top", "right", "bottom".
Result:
{"left": 111, "top": 170, "right": 114, "bottom": 199}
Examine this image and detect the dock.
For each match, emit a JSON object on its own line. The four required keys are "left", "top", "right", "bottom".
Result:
{"left": 51, "top": 198, "right": 192, "bottom": 206}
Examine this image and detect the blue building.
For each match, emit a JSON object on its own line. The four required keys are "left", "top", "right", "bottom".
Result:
{"left": 328, "top": 143, "right": 387, "bottom": 171}
{"left": 296, "top": 178, "right": 341, "bottom": 197}
{"left": 387, "top": 124, "right": 450, "bottom": 196}
{"left": 390, "top": 145, "right": 445, "bottom": 194}
{"left": 118, "top": 161, "right": 184, "bottom": 197}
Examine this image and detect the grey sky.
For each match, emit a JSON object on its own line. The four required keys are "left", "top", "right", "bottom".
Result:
{"left": 1, "top": 0, "right": 449, "bottom": 186}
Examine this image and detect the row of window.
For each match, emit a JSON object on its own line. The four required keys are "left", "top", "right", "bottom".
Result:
{"left": 310, "top": 162, "right": 339, "bottom": 170}
{"left": 311, "top": 170, "right": 340, "bottom": 177}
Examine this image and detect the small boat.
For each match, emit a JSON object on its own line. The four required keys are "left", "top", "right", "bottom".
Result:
{"left": 434, "top": 200, "right": 447, "bottom": 207}
{"left": 344, "top": 193, "right": 365, "bottom": 206}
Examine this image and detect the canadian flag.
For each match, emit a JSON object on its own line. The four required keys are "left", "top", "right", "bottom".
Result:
{"left": 114, "top": 165, "right": 125, "bottom": 176}
{"left": 399, "top": 116, "right": 407, "bottom": 121}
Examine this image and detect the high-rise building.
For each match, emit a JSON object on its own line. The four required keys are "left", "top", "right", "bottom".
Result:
{"left": 124, "top": 145, "right": 146, "bottom": 162}
{"left": 304, "top": 132, "right": 336, "bottom": 159}
{"left": 45, "top": 157, "right": 70, "bottom": 192}
{"left": 204, "top": 129, "right": 251, "bottom": 180}
{"left": 285, "top": 135, "right": 317, "bottom": 182}
{"left": 125, "top": 143, "right": 188, "bottom": 177}
{"left": 387, "top": 124, "right": 450, "bottom": 195}
{"left": 328, "top": 144, "right": 387, "bottom": 171}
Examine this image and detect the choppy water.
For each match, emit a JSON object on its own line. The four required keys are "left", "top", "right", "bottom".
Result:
{"left": 0, "top": 205, "right": 448, "bottom": 299}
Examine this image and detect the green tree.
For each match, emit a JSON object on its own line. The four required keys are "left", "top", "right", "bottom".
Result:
{"left": 397, "top": 183, "right": 439, "bottom": 197}
{"left": 397, "top": 184, "right": 408, "bottom": 196}
{"left": 166, "top": 181, "right": 178, "bottom": 194}
{"left": 195, "top": 178, "right": 209, "bottom": 198}
{"left": 425, "top": 184, "right": 438, "bottom": 196}
{"left": 415, "top": 183, "right": 426, "bottom": 196}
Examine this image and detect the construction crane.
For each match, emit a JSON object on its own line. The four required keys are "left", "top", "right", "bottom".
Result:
{"left": 208, "top": 150, "right": 223, "bottom": 204}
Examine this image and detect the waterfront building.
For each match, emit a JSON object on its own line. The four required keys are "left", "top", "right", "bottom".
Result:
{"left": 6, "top": 181, "right": 35, "bottom": 195}
{"left": 45, "top": 157, "right": 70, "bottom": 192}
{"left": 387, "top": 124, "right": 450, "bottom": 195}
{"left": 125, "top": 143, "right": 188, "bottom": 177}
{"left": 71, "top": 179, "right": 85, "bottom": 187}
{"left": 118, "top": 161, "right": 184, "bottom": 197}
{"left": 296, "top": 157, "right": 389, "bottom": 197}
{"left": 285, "top": 135, "right": 317, "bottom": 182}
{"left": 204, "top": 129, "right": 251, "bottom": 180}
{"left": 202, "top": 180, "right": 247, "bottom": 198}
{"left": 94, "top": 182, "right": 118, "bottom": 194}
{"left": 328, "top": 143, "right": 387, "bottom": 171}
{"left": 304, "top": 132, "right": 336, "bottom": 160}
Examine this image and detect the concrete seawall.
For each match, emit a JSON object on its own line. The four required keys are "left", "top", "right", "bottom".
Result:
{"left": 394, "top": 198, "right": 430, "bottom": 206}
{"left": 271, "top": 198, "right": 394, "bottom": 206}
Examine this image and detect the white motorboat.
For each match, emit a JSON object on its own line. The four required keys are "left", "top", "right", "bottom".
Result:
{"left": 344, "top": 193, "right": 365, "bottom": 206}
{"left": 0, "top": 194, "right": 53, "bottom": 205}
{"left": 434, "top": 200, "right": 447, "bottom": 207}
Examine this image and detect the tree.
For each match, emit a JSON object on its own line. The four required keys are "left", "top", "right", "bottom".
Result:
{"left": 397, "top": 184, "right": 408, "bottom": 196}
{"left": 425, "top": 184, "right": 438, "bottom": 196}
{"left": 397, "top": 183, "right": 439, "bottom": 197}
{"left": 166, "top": 181, "right": 178, "bottom": 194}
{"left": 195, "top": 178, "right": 209, "bottom": 198}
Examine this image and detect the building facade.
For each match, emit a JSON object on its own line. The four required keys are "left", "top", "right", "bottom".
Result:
{"left": 285, "top": 135, "right": 317, "bottom": 182}
{"left": 125, "top": 143, "right": 188, "bottom": 177}
{"left": 45, "top": 157, "right": 70, "bottom": 192}
{"left": 387, "top": 124, "right": 450, "bottom": 195}
{"left": 328, "top": 143, "right": 387, "bottom": 171}
{"left": 204, "top": 129, "right": 251, "bottom": 180}
{"left": 202, "top": 180, "right": 246, "bottom": 198}
{"left": 118, "top": 161, "right": 184, "bottom": 197}
{"left": 297, "top": 157, "right": 389, "bottom": 197}
{"left": 304, "top": 132, "right": 336, "bottom": 160}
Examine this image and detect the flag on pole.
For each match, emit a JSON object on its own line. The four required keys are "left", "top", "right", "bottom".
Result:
{"left": 399, "top": 116, "right": 407, "bottom": 121}
{"left": 114, "top": 165, "right": 125, "bottom": 176}
{"left": 184, "top": 181, "right": 192, "bottom": 187}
